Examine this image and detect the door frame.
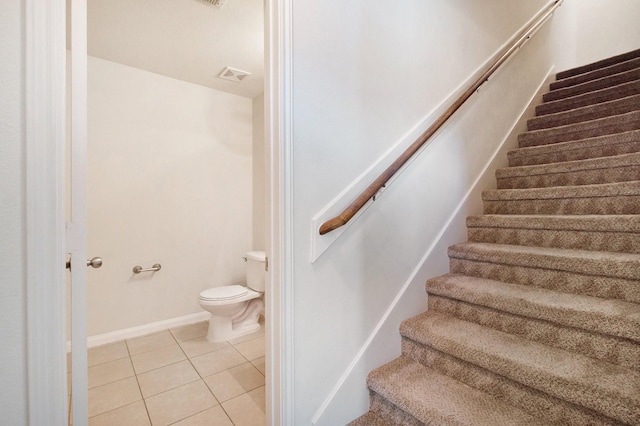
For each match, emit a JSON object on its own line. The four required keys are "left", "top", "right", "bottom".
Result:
{"left": 24, "top": 0, "right": 295, "bottom": 424}
{"left": 25, "top": 0, "right": 68, "bottom": 423}
{"left": 265, "top": 0, "right": 295, "bottom": 424}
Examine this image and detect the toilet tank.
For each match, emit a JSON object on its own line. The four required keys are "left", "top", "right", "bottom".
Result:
{"left": 245, "top": 251, "right": 266, "bottom": 292}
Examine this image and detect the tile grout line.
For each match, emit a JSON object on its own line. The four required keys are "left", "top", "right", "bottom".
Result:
{"left": 85, "top": 322, "right": 265, "bottom": 425}
{"left": 125, "top": 336, "right": 154, "bottom": 425}
{"left": 172, "top": 325, "right": 251, "bottom": 425}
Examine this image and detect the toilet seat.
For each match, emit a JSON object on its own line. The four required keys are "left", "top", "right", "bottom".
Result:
{"left": 199, "top": 285, "right": 260, "bottom": 305}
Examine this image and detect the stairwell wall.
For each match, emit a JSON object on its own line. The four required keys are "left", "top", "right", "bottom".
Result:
{"left": 573, "top": 0, "right": 640, "bottom": 66}
{"left": 288, "top": 1, "right": 576, "bottom": 424}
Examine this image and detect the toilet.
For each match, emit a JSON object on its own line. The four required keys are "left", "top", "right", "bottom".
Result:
{"left": 198, "top": 251, "right": 266, "bottom": 343}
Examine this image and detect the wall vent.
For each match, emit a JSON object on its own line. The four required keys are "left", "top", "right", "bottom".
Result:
{"left": 218, "top": 67, "right": 251, "bottom": 83}
{"left": 201, "top": 0, "right": 227, "bottom": 8}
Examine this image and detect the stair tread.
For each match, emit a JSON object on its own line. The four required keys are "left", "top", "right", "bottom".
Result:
{"left": 536, "top": 79, "right": 640, "bottom": 116}
{"left": 497, "top": 151, "right": 640, "bottom": 178}
{"left": 543, "top": 67, "right": 640, "bottom": 102}
{"left": 347, "top": 411, "right": 391, "bottom": 426}
{"left": 519, "top": 109, "right": 640, "bottom": 147}
{"left": 467, "top": 214, "right": 640, "bottom": 233}
{"left": 527, "top": 93, "right": 640, "bottom": 130}
{"left": 448, "top": 242, "right": 640, "bottom": 280}
{"left": 508, "top": 129, "right": 640, "bottom": 165}
{"left": 368, "top": 356, "right": 546, "bottom": 426}
{"left": 400, "top": 312, "right": 640, "bottom": 423}
{"left": 427, "top": 273, "right": 640, "bottom": 342}
{"left": 552, "top": 57, "right": 640, "bottom": 90}
{"left": 483, "top": 180, "right": 640, "bottom": 200}
{"left": 556, "top": 48, "right": 640, "bottom": 80}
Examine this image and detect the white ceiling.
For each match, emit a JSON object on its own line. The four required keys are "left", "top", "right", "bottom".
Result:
{"left": 87, "top": 0, "right": 264, "bottom": 99}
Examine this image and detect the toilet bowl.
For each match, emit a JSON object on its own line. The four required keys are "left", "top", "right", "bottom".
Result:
{"left": 198, "top": 251, "right": 265, "bottom": 343}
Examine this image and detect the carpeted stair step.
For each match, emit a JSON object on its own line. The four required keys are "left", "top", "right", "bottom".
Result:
{"left": 364, "top": 356, "right": 545, "bottom": 426}
{"left": 496, "top": 151, "right": 640, "bottom": 189}
{"left": 347, "top": 410, "right": 390, "bottom": 426}
{"left": 448, "top": 242, "right": 640, "bottom": 303}
{"left": 536, "top": 80, "right": 640, "bottom": 116}
{"left": 527, "top": 94, "right": 640, "bottom": 131}
{"left": 519, "top": 110, "right": 640, "bottom": 148}
{"left": 466, "top": 214, "right": 640, "bottom": 253}
{"left": 427, "top": 279, "right": 640, "bottom": 371}
{"left": 556, "top": 48, "right": 640, "bottom": 80}
{"left": 426, "top": 273, "right": 640, "bottom": 343}
{"left": 543, "top": 67, "right": 640, "bottom": 103}
{"left": 401, "top": 338, "right": 621, "bottom": 426}
{"left": 483, "top": 180, "right": 640, "bottom": 215}
{"left": 400, "top": 312, "right": 640, "bottom": 425}
{"left": 508, "top": 129, "right": 640, "bottom": 167}
{"left": 551, "top": 57, "right": 640, "bottom": 91}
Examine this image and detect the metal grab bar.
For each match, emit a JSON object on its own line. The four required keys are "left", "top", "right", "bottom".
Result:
{"left": 133, "top": 263, "right": 162, "bottom": 274}
{"left": 318, "top": 0, "right": 563, "bottom": 235}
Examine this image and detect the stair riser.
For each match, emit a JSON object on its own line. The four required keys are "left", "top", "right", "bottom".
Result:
{"left": 367, "top": 392, "right": 423, "bottom": 426}
{"left": 543, "top": 69, "right": 640, "bottom": 102}
{"left": 467, "top": 226, "right": 640, "bottom": 254}
{"left": 483, "top": 192, "right": 640, "bottom": 215}
{"left": 527, "top": 95, "right": 640, "bottom": 131}
{"left": 518, "top": 115, "right": 640, "bottom": 148}
{"left": 556, "top": 48, "right": 640, "bottom": 80}
{"left": 551, "top": 58, "right": 640, "bottom": 90}
{"left": 449, "top": 258, "right": 640, "bottom": 304}
{"left": 401, "top": 338, "right": 620, "bottom": 426}
{"left": 535, "top": 81, "right": 640, "bottom": 116}
{"left": 496, "top": 165, "right": 640, "bottom": 189}
{"left": 428, "top": 295, "right": 640, "bottom": 370}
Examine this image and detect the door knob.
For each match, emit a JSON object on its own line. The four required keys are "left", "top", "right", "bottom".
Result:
{"left": 66, "top": 257, "right": 103, "bottom": 269}
{"left": 87, "top": 257, "right": 103, "bottom": 268}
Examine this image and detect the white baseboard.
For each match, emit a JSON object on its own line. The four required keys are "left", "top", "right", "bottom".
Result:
{"left": 66, "top": 311, "right": 211, "bottom": 352}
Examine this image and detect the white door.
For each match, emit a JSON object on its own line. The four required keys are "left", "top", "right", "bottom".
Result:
{"left": 67, "top": 0, "right": 91, "bottom": 424}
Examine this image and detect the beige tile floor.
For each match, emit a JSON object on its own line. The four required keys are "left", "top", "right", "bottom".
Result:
{"left": 69, "top": 319, "right": 265, "bottom": 426}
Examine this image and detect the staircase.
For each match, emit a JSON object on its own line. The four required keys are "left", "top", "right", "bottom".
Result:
{"left": 350, "top": 49, "right": 640, "bottom": 425}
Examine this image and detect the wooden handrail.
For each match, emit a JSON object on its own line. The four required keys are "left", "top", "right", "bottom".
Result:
{"left": 319, "top": 0, "right": 563, "bottom": 235}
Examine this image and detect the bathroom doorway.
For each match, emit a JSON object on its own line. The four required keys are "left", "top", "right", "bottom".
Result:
{"left": 66, "top": 0, "right": 271, "bottom": 423}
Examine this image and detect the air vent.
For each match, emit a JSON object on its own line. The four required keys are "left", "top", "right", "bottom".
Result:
{"left": 201, "top": 0, "right": 227, "bottom": 8}
{"left": 218, "top": 67, "right": 252, "bottom": 83}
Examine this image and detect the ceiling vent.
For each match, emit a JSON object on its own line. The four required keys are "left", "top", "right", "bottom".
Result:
{"left": 201, "top": 0, "right": 227, "bottom": 8}
{"left": 218, "top": 67, "right": 251, "bottom": 83}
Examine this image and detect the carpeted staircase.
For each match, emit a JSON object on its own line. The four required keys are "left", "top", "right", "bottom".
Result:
{"left": 350, "top": 49, "right": 640, "bottom": 425}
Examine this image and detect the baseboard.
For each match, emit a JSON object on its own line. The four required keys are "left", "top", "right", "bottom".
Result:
{"left": 66, "top": 311, "right": 210, "bottom": 352}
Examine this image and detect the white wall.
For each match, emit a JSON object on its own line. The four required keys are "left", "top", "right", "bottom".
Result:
{"left": 253, "top": 93, "right": 266, "bottom": 250}
{"left": 288, "top": 1, "right": 571, "bottom": 424}
{"left": 86, "top": 57, "right": 254, "bottom": 336}
{"left": 573, "top": 0, "right": 640, "bottom": 66}
{"left": 0, "top": 0, "right": 28, "bottom": 422}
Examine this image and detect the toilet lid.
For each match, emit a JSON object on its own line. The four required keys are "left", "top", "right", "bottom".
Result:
{"left": 199, "top": 285, "right": 248, "bottom": 301}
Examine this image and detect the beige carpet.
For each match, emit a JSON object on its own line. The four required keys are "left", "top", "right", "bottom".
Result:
{"left": 350, "top": 48, "right": 640, "bottom": 425}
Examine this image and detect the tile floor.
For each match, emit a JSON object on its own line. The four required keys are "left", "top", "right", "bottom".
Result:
{"left": 69, "top": 319, "right": 265, "bottom": 425}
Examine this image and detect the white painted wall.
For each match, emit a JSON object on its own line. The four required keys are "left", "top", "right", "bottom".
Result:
{"left": 0, "top": 1, "right": 28, "bottom": 422}
{"left": 253, "top": 93, "right": 267, "bottom": 250}
{"left": 573, "top": 0, "right": 640, "bottom": 66}
{"left": 86, "top": 57, "right": 254, "bottom": 336}
{"left": 288, "top": 1, "right": 577, "bottom": 424}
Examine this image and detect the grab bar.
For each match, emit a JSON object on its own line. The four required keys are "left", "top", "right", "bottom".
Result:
{"left": 133, "top": 263, "right": 162, "bottom": 274}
